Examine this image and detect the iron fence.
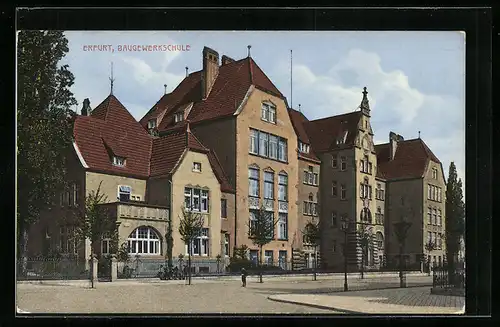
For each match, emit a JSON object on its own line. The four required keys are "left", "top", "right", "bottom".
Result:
{"left": 17, "top": 256, "right": 88, "bottom": 280}
{"left": 433, "top": 265, "right": 466, "bottom": 289}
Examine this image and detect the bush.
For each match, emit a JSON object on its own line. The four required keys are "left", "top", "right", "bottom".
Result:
{"left": 227, "top": 257, "right": 254, "bottom": 272}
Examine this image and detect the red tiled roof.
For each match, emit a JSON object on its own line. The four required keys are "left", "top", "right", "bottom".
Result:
{"left": 149, "top": 124, "right": 234, "bottom": 192}
{"left": 287, "top": 108, "right": 320, "bottom": 162}
{"left": 74, "top": 95, "right": 152, "bottom": 178}
{"left": 142, "top": 57, "right": 284, "bottom": 132}
{"left": 375, "top": 138, "right": 441, "bottom": 180}
{"left": 303, "top": 111, "right": 362, "bottom": 153}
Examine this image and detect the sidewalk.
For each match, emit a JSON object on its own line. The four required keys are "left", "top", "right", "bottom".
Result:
{"left": 268, "top": 286, "right": 465, "bottom": 314}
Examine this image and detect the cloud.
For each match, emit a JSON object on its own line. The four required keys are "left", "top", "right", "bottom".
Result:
{"left": 273, "top": 48, "right": 465, "bottom": 191}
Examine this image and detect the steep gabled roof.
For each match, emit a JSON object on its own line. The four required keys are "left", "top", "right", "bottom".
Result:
{"left": 303, "top": 111, "right": 362, "bottom": 153}
{"left": 149, "top": 124, "right": 234, "bottom": 192}
{"left": 287, "top": 108, "right": 320, "bottom": 162}
{"left": 73, "top": 95, "right": 152, "bottom": 178}
{"left": 375, "top": 138, "right": 441, "bottom": 180}
{"left": 142, "top": 57, "right": 284, "bottom": 133}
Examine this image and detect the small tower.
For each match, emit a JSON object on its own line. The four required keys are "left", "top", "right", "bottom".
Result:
{"left": 360, "top": 87, "right": 370, "bottom": 117}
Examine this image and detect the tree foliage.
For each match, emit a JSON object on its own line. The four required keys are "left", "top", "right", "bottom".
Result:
{"left": 445, "top": 162, "right": 465, "bottom": 270}
{"left": 302, "top": 221, "right": 320, "bottom": 246}
{"left": 178, "top": 206, "right": 204, "bottom": 285}
{"left": 17, "top": 30, "right": 77, "bottom": 257}
{"left": 70, "top": 181, "right": 117, "bottom": 253}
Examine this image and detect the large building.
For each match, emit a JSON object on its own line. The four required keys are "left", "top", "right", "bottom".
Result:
{"left": 26, "top": 46, "right": 447, "bottom": 273}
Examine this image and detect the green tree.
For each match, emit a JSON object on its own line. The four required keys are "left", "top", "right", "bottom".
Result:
{"left": 445, "top": 162, "right": 465, "bottom": 285}
{"left": 248, "top": 204, "right": 278, "bottom": 283}
{"left": 17, "top": 30, "right": 77, "bottom": 272}
{"left": 424, "top": 239, "right": 437, "bottom": 275}
{"left": 71, "top": 181, "right": 117, "bottom": 288}
{"left": 178, "top": 206, "right": 204, "bottom": 285}
{"left": 302, "top": 221, "right": 320, "bottom": 281}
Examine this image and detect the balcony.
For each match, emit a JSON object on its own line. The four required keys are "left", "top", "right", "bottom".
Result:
{"left": 101, "top": 201, "right": 169, "bottom": 221}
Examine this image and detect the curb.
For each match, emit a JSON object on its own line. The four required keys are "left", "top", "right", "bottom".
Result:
{"left": 267, "top": 296, "right": 361, "bottom": 314}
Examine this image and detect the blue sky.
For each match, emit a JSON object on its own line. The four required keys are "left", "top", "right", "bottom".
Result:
{"left": 61, "top": 31, "right": 465, "bottom": 189}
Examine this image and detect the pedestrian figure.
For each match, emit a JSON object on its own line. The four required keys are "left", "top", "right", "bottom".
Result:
{"left": 241, "top": 268, "right": 247, "bottom": 287}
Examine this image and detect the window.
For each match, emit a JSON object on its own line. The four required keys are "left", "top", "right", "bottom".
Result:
{"left": 221, "top": 199, "right": 227, "bottom": 218}
{"left": 278, "top": 173, "right": 288, "bottom": 201}
{"left": 184, "top": 187, "right": 209, "bottom": 212}
{"left": 438, "top": 233, "right": 442, "bottom": 249}
{"left": 127, "top": 226, "right": 160, "bottom": 255}
{"left": 340, "top": 156, "right": 347, "bottom": 171}
{"left": 174, "top": 112, "right": 184, "bottom": 123}
{"left": 248, "top": 168, "right": 260, "bottom": 197}
{"left": 131, "top": 195, "right": 141, "bottom": 201}
{"left": 278, "top": 213, "right": 288, "bottom": 240}
{"left": 432, "top": 168, "right": 438, "bottom": 179}
{"left": 186, "top": 228, "right": 210, "bottom": 256}
{"left": 250, "top": 250, "right": 259, "bottom": 264}
{"left": 269, "top": 135, "right": 278, "bottom": 159}
{"left": 303, "top": 166, "right": 319, "bottom": 186}
{"left": 360, "top": 155, "right": 371, "bottom": 174}
{"left": 193, "top": 162, "right": 202, "bottom": 172}
{"left": 101, "top": 238, "right": 111, "bottom": 255}
{"left": 437, "top": 209, "right": 442, "bottom": 226}
{"left": 427, "top": 231, "right": 432, "bottom": 244}
{"left": 433, "top": 208, "right": 437, "bottom": 225}
{"left": 331, "top": 155, "right": 338, "bottom": 168}
{"left": 224, "top": 234, "right": 230, "bottom": 257}
{"left": 376, "top": 207, "right": 384, "bottom": 225}
{"left": 264, "top": 171, "right": 274, "bottom": 199}
{"left": 303, "top": 193, "right": 317, "bottom": 216}
{"left": 332, "top": 181, "right": 338, "bottom": 197}
{"left": 299, "top": 141, "right": 310, "bottom": 154}
{"left": 71, "top": 182, "right": 78, "bottom": 206}
{"left": 60, "top": 226, "right": 77, "bottom": 254}
{"left": 249, "top": 129, "right": 259, "bottom": 154}
{"left": 278, "top": 138, "right": 288, "bottom": 162}
{"left": 433, "top": 232, "right": 437, "bottom": 247}
{"left": 250, "top": 128, "right": 287, "bottom": 162}
{"left": 259, "top": 132, "right": 269, "bottom": 157}
{"left": 340, "top": 184, "right": 346, "bottom": 200}
{"left": 278, "top": 250, "right": 287, "bottom": 269}
{"left": 261, "top": 102, "right": 276, "bottom": 123}
{"left": 331, "top": 211, "right": 337, "bottom": 227}
{"left": 113, "top": 156, "right": 125, "bottom": 167}
{"left": 119, "top": 185, "right": 131, "bottom": 202}
{"left": 264, "top": 250, "right": 274, "bottom": 265}
{"left": 438, "top": 188, "right": 442, "bottom": 202}
{"left": 360, "top": 178, "right": 370, "bottom": 199}
{"left": 148, "top": 119, "right": 156, "bottom": 129}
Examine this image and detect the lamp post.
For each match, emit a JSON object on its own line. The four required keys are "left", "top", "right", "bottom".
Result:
{"left": 393, "top": 217, "right": 412, "bottom": 288}
{"left": 340, "top": 220, "right": 349, "bottom": 292}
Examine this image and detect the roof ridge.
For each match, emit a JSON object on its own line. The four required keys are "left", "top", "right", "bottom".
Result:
{"left": 308, "top": 110, "right": 361, "bottom": 123}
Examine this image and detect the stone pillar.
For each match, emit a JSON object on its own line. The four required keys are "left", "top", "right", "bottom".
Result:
{"left": 110, "top": 254, "right": 118, "bottom": 282}
{"left": 91, "top": 255, "right": 98, "bottom": 282}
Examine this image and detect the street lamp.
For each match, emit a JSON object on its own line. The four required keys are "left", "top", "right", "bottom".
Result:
{"left": 393, "top": 216, "right": 412, "bottom": 288}
{"left": 340, "top": 219, "right": 349, "bottom": 292}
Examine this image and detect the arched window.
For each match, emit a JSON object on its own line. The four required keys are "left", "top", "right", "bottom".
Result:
{"left": 376, "top": 232, "right": 384, "bottom": 250}
{"left": 127, "top": 226, "right": 161, "bottom": 255}
{"left": 309, "top": 193, "right": 314, "bottom": 202}
{"left": 360, "top": 208, "right": 372, "bottom": 223}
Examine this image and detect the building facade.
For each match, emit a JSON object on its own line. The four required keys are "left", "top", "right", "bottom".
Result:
{"left": 26, "top": 45, "right": 447, "bottom": 274}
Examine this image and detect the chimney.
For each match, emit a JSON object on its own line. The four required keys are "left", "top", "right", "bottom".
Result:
{"left": 81, "top": 98, "right": 91, "bottom": 116}
{"left": 389, "top": 132, "right": 404, "bottom": 160}
{"left": 201, "top": 46, "right": 219, "bottom": 99}
{"left": 221, "top": 55, "right": 235, "bottom": 66}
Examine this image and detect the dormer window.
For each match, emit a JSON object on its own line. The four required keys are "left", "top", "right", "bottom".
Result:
{"left": 261, "top": 102, "right": 276, "bottom": 124}
{"left": 174, "top": 112, "right": 184, "bottom": 123}
{"left": 148, "top": 119, "right": 157, "bottom": 129}
{"left": 113, "top": 156, "right": 125, "bottom": 167}
{"left": 299, "top": 141, "right": 310, "bottom": 154}
{"left": 337, "top": 131, "right": 348, "bottom": 145}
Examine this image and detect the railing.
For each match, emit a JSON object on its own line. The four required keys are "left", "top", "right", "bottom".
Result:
{"left": 433, "top": 265, "right": 465, "bottom": 289}
{"left": 17, "top": 256, "right": 88, "bottom": 280}
{"left": 117, "top": 203, "right": 168, "bottom": 220}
